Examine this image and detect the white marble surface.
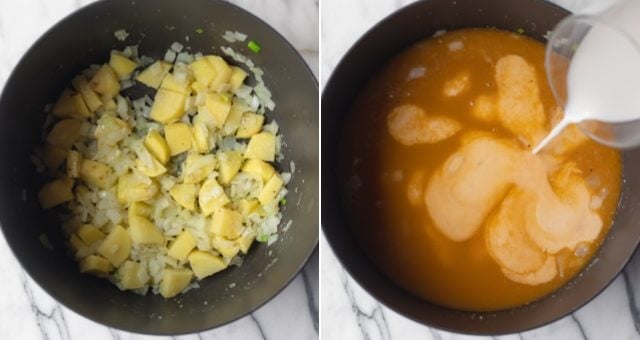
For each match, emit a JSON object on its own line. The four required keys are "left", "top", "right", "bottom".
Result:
{"left": 0, "top": 0, "right": 318, "bottom": 339}
{"left": 320, "top": 0, "right": 640, "bottom": 339}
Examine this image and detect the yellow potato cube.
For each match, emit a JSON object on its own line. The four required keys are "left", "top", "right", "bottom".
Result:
{"left": 165, "top": 122, "right": 193, "bottom": 156}
{"left": 52, "top": 88, "right": 93, "bottom": 119}
{"left": 258, "top": 174, "right": 284, "bottom": 205}
{"left": 199, "top": 176, "right": 230, "bottom": 216}
{"left": 71, "top": 77, "right": 102, "bottom": 112}
{"left": 236, "top": 112, "right": 265, "bottom": 138}
{"left": 217, "top": 151, "right": 243, "bottom": 185}
{"left": 170, "top": 183, "right": 197, "bottom": 211}
{"left": 136, "top": 60, "right": 172, "bottom": 89}
{"left": 150, "top": 89, "right": 187, "bottom": 124}
{"left": 43, "top": 144, "right": 67, "bottom": 171}
{"left": 80, "top": 159, "right": 113, "bottom": 189}
{"left": 117, "top": 173, "right": 159, "bottom": 204}
{"left": 244, "top": 132, "right": 276, "bottom": 161}
{"left": 167, "top": 230, "right": 197, "bottom": 261}
{"left": 159, "top": 268, "right": 193, "bottom": 298}
{"left": 204, "top": 93, "right": 232, "bottom": 128}
{"left": 205, "top": 56, "right": 232, "bottom": 91}
{"left": 236, "top": 232, "right": 256, "bottom": 254}
{"left": 38, "top": 179, "right": 74, "bottom": 209}
{"left": 76, "top": 224, "right": 105, "bottom": 245}
{"left": 229, "top": 66, "right": 247, "bottom": 91}
{"left": 118, "top": 260, "right": 147, "bottom": 290}
{"left": 160, "top": 73, "right": 191, "bottom": 95}
{"left": 97, "top": 225, "right": 131, "bottom": 267}
{"left": 188, "top": 251, "right": 227, "bottom": 279}
{"left": 191, "top": 122, "right": 209, "bottom": 153}
{"left": 94, "top": 114, "right": 131, "bottom": 145}
{"left": 129, "top": 215, "right": 164, "bottom": 245}
{"left": 237, "top": 199, "right": 259, "bottom": 216}
{"left": 102, "top": 96, "right": 117, "bottom": 110}
{"left": 210, "top": 208, "right": 243, "bottom": 239}
{"left": 242, "top": 159, "right": 275, "bottom": 182}
{"left": 221, "top": 106, "right": 244, "bottom": 135}
{"left": 189, "top": 58, "right": 216, "bottom": 87}
{"left": 66, "top": 149, "right": 83, "bottom": 178}
{"left": 90, "top": 64, "right": 121, "bottom": 97}
{"left": 47, "top": 119, "right": 82, "bottom": 149}
{"left": 182, "top": 153, "right": 216, "bottom": 184}
{"left": 144, "top": 130, "right": 171, "bottom": 164}
{"left": 128, "top": 201, "right": 151, "bottom": 220}
{"left": 109, "top": 52, "right": 138, "bottom": 79}
{"left": 69, "top": 234, "right": 88, "bottom": 258}
{"left": 79, "top": 255, "right": 112, "bottom": 277}
{"left": 135, "top": 155, "right": 167, "bottom": 178}
{"left": 211, "top": 236, "right": 240, "bottom": 259}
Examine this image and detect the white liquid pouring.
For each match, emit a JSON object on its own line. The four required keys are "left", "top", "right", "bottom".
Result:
{"left": 533, "top": 1, "right": 640, "bottom": 154}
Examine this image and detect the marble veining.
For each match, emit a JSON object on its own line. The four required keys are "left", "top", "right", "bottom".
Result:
{"left": 320, "top": 0, "right": 640, "bottom": 339}
{"left": 0, "top": 0, "right": 318, "bottom": 339}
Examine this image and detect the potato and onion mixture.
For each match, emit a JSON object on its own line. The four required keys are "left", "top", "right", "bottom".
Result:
{"left": 35, "top": 41, "right": 289, "bottom": 298}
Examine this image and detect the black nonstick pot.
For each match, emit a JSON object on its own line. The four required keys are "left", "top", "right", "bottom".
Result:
{"left": 0, "top": 0, "right": 318, "bottom": 335}
{"left": 322, "top": 0, "right": 640, "bottom": 335}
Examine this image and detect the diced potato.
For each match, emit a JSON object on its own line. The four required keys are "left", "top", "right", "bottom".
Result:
{"left": 43, "top": 144, "right": 67, "bottom": 170}
{"left": 76, "top": 224, "right": 105, "bottom": 245}
{"left": 189, "top": 58, "right": 216, "bottom": 87}
{"left": 242, "top": 159, "right": 275, "bottom": 182}
{"left": 47, "top": 119, "right": 82, "bottom": 148}
{"left": 97, "top": 225, "right": 131, "bottom": 267}
{"left": 165, "top": 122, "right": 193, "bottom": 156}
{"left": 236, "top": 112, "right": 264, "bottom": 138}
{"left": 136, "top": 60, "right": 172, "bottom": 89}
{"left": 236, "top": 232, "right": 256, "bottom": 254}
{"left": 149, "top": 89, "right": 187, "bottom": 124}
{"left": 190, "top": 81, "right": 207, "bottom": 93}
{"left": 211, "top": 236, "right": 240, "bottom": 259}
{"left": 204, "top": 93, "right": 232, "bottom": 128}
{"left": 206, "top": 56, "right": 232, "bottom": 91}
{"left": 217, "top": 151, "right": 243, "bottom": 185}
{"left": 102, "top": 96, "right": 117, "bottom": 110}
{"left": 117, "top": 173, "right": 159, "bottom": 204}
{"left": 72, "top": 76, "right": 103, "bottom": 112}
{"left": 135, "top": 154, "right": 167, "bottom": 177}
{"left": 160, "top": 73, "right": 191, "bottom": 95}
{"left": 210, "top": 207, "right": 243, "bottom": 239}
{"left": 144, "top": 130, "right": 171, "bottom": 164}
{"left": 159, "top": 268, "right": 193, "bottom": 298}
{"left": 109, "top": 52, "right": 138, "bottom": 78}
{"left": 182, "top": 153, "right": 216, "bottom": 184}
{"left": 129, "top": 215, "right": 164, "bottom": 245}
{"left": 94, "top": 114, "right": 131, "bottom": 145}
{"left": 69, "top": 234, "right": 88, "bottom": 258}
{"left": 38, "top": 179, "right": 74, "bottom": 209}
{"left": 66, "top": 149, "right": 83, "bottom": 178}
{"left": 90, "top": 64, "right": 121, "bottom": 97}
{"left": 237, "top": 199, "right": 259, "bottom": 216}
{"left": 199, "top": 176, "right": 230, "bottom": 216}
{"left": 128, "top": 201, "right": 151, "bottom": 220}
{"left": 222, "top": 106, "right": 244, "bottom": 135}
{"left": 167, "top": 230, "right": 196, "bottom": 261}
{"left": 170, "top": 183, "right": 197, "bottom": 211}
{"left": 79, "top": 159, "right": 113, "bottom": 189}
{"left": 244, "top": 132, "right": 276, "bottom": 161}
{"left": 191, "top": 122, "right": 209, "bottom": 153}
{"left": 188, "top": 250, "right": 227, "bottom": 279}
{"left": 118, "top": 260, "right": 147, "bottom": 290}
{"left": 258, "top": 174, "right": 284, "bottom": 205}
{"left": 52, "top": 89, "right": 93, "bottom": 119}
{"left": 229, "top": 66, "right": 247, "bottom": 91}
{"left": 79, "top": 255, "right": 112, "bottom": 277}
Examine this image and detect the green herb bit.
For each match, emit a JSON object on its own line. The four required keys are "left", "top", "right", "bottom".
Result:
{"left": 257, "top": 234, "right": 269, "bottom": 242}
{"left": 195, "top": 28, "right": 204, "bottom": 34}
{"left": 248, "top": 40, "right": 261, "bottom": 53}
{"left": 280, "top": 198, "right": 287, "bottom": 205}
{"left": 515, "top": 28, "right": 525, "bottom": 34}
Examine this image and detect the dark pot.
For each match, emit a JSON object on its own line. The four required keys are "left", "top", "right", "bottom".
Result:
{"left": 0, "top": 0, "right": 318, "bottom": 335}
{"left": 322, "top": 0, "right": 640, "bottom": 335}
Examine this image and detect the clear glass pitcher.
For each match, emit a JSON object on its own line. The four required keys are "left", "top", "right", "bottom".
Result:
{"left": 544, "top": 0, "right": 640, "bottom": 149}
